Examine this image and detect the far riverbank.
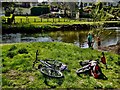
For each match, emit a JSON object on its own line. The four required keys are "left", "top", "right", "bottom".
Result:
{"left": 2, "top": 21, "right": 120, "bottom": 34}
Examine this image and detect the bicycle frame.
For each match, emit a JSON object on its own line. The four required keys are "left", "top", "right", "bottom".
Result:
{"left": 39, "top": 60, "right": 56, "bottom": 69}
{"left": 33, "top": 50, "right": 64, "bottom": 78}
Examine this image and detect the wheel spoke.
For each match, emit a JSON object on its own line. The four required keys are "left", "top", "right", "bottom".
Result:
{"left": 40, "top": 67, "right": 63, "bottom": 78}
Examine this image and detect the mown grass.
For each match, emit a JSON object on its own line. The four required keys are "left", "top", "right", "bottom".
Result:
{"left": 14, "top": 16, "right": 75, "bottom": 24}
{"left": 1, "top": 42, "right": 120, "bottom": 89}
{"left": 14, "top": 16, "right": 120, "bottom": 25}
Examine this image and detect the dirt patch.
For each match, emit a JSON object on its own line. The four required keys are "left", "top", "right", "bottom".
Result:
{"left": 99, "top": 44, "right": 120, "bottom": 55}
{"left": 5, "top": 70, "right": 21, "bottom": 79}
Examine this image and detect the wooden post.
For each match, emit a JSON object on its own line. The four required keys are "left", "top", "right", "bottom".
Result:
{"left": 53, "top": 18, "right": 54, "bottom": 22}
{"left": 20, "top": 18, "right": 22, "bottom": 23}
{"left": 58, "top": 18, "right": 60, "bottom": 22}
{"left": 41, "top": 18, "right": 42, "bottom": 22}
{"left": 28, "top": 18, "right": 29, "bottom": 23}
{"left": 47, "top": 18, "right": 49, "bottom": 22}
{"left": 34, "top": 18, "right": 36, "bottom": 22}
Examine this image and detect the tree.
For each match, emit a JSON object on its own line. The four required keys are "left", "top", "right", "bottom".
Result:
{"left": 118, "top": 1, "right": 120, "bottom": 8}
{"left": 91, "top": 2, "right": 107, "bottom": 21}
{"left": 2, "top": 2, "right": 15, "bottom": 16}
{"left": 2, "top": 2, "right": 15, "bottom": 24}
{"left": 79, "top": 2, "right": 83, "bottom": 17}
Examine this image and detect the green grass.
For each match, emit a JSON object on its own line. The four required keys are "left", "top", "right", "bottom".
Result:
{"left": 13, "top": 16, "right": 120, "bottom": 27}
{"left": 14, "top": 16, "right": 75, "bottom": 24}
{"left": 1, "top": 42, "right": 120, "bottom": 88}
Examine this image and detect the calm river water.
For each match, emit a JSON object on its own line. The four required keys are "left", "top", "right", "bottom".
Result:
{"left": 1, "top": 27, "right": 120, "bottom": 48}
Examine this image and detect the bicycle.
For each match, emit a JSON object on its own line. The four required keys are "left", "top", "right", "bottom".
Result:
{"left": 76, "top": 59, "right": 100, "bottom": 75}
{"left": 33, "top": 50, "right": 64, "bottom": 78}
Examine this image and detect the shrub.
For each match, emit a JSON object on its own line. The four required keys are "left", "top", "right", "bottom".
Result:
{"left": 18, "top": 48, "right": 28, "bottom": 54}
{"left": 9, "top": 45, "right": 17, "bottom": 51}
{"left": 7, "top": 51, "right": 16, "bottom": 58}
{"left": 31, "top": 6, "right": 50, "bottom": 16}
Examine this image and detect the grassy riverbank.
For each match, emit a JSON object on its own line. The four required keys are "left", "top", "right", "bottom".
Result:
{"left": 14, "top": 16, "right": 120, "bottom": 25}
{"left": 1, "top": 42, "right": 120, "bottom": 89}
{"left": 2, "top": 16, "right": 120, "bottom": 33}
{"left": 2, "top": 21, "right": 120, "bottom": 34}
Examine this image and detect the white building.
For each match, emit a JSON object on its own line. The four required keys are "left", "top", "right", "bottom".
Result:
{"left": 79, "top": 0, "right": 120, "bottom": 8}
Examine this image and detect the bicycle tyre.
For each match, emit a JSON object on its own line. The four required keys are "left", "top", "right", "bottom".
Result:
{"left": 40, "top": 67, "right": 64, "bottom": 78}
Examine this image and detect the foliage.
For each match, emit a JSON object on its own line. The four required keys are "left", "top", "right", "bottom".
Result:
{"left": 1, "top": 42, "right": 120, "bottom": 88}
{"left": 18, "top": 48, "right": 28, "bottom": 54}
{"left": 2, "top": 14, "right": 15, "bottom": 24}
{"left": 31, "top": 6, "right": 50, "bottom": 16}
{"left": 9, "top": 45, "right": 17, "bottom": 51}
{"left": 7, "top": 51, "right": 16, "bottom": 58}
{"left": 2, "top": 2, "right": 15, "bottom": 16}
{"left": 91, "top": 2, "right": 107, "bottom": 21}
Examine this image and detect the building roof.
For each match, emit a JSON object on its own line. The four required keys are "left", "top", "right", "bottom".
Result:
{"left": 1, "top": 0, "right": 39, "bottom": 2}
{"left": 96, "top": 0, "right": 120, "bottom": 2}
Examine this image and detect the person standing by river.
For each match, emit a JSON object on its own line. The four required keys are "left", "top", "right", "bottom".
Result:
{"left": 97, "top": 36, "right": 101, "bottom": 49}
{"left": 87, "top": 33, "right": 93, "bottom": 48}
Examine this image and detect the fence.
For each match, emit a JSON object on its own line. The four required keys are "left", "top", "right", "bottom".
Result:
{"left": 14, "top": 17, "right": 94, "bottom": 24}
{"left": 2, "top": 17, "right": 94, "bottom": 24}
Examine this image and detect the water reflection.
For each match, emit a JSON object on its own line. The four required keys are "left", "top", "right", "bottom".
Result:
{"left": 2, "top": 28, "right": 120, "bottom": 48}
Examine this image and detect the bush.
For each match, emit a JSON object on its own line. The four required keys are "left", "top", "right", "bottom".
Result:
{"left": 9, "top": 45, "right": 17, "bottom": 51}
{"left": 31, "top": 6, "right": 50, "bottom": 16}
{"left": 18, "top": 48, "right": 28, "bottom": 54}
{"left": 7, "top": 51, "right": 16, "bottom": 58}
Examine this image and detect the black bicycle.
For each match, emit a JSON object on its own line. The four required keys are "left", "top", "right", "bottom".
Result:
{"left": 33, "top": 50, "right": 64, "bottom": 78}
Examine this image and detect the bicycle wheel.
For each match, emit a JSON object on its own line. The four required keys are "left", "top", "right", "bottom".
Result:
{"left": 40, "top": 67, "right": 64, "bottom": 78}
{"left": 76, "top": 68, "right": 90, "bottom": 74}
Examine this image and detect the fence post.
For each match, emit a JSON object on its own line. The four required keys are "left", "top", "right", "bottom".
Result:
{"left": 20, "top": 18, "right": 22, "bottom": 23}
{"left": 47, "top": 18, "right": 49, "bottom": 22}
{"left": 34, "top": 18, "right": 36, "bottom": 22}
{"left": 58, "top": 18, "right": 60, "bottom": 22}
{"left": 41, "top": 18, "right": 42, "bottom": 22}
{"left": 28, "top": 18, "right": 29, "bottom": 23}
{"left": 53, "top": 18, "right": 54, "bottom": 22}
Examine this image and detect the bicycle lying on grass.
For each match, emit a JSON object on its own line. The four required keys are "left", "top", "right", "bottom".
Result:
{"left": 76, "top": 60, "right": 104, "bottom": 79}
{"left": 33, "top": 50, "right": 67, "bottom": 78}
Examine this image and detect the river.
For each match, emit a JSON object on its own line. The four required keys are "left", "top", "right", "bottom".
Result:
{"left": 1, "top": 27, "right": 120, "bottom": 48}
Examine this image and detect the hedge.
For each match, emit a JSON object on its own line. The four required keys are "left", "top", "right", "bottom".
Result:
{"left": 31, "top": 6, "right": 50, "bottom": 16}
